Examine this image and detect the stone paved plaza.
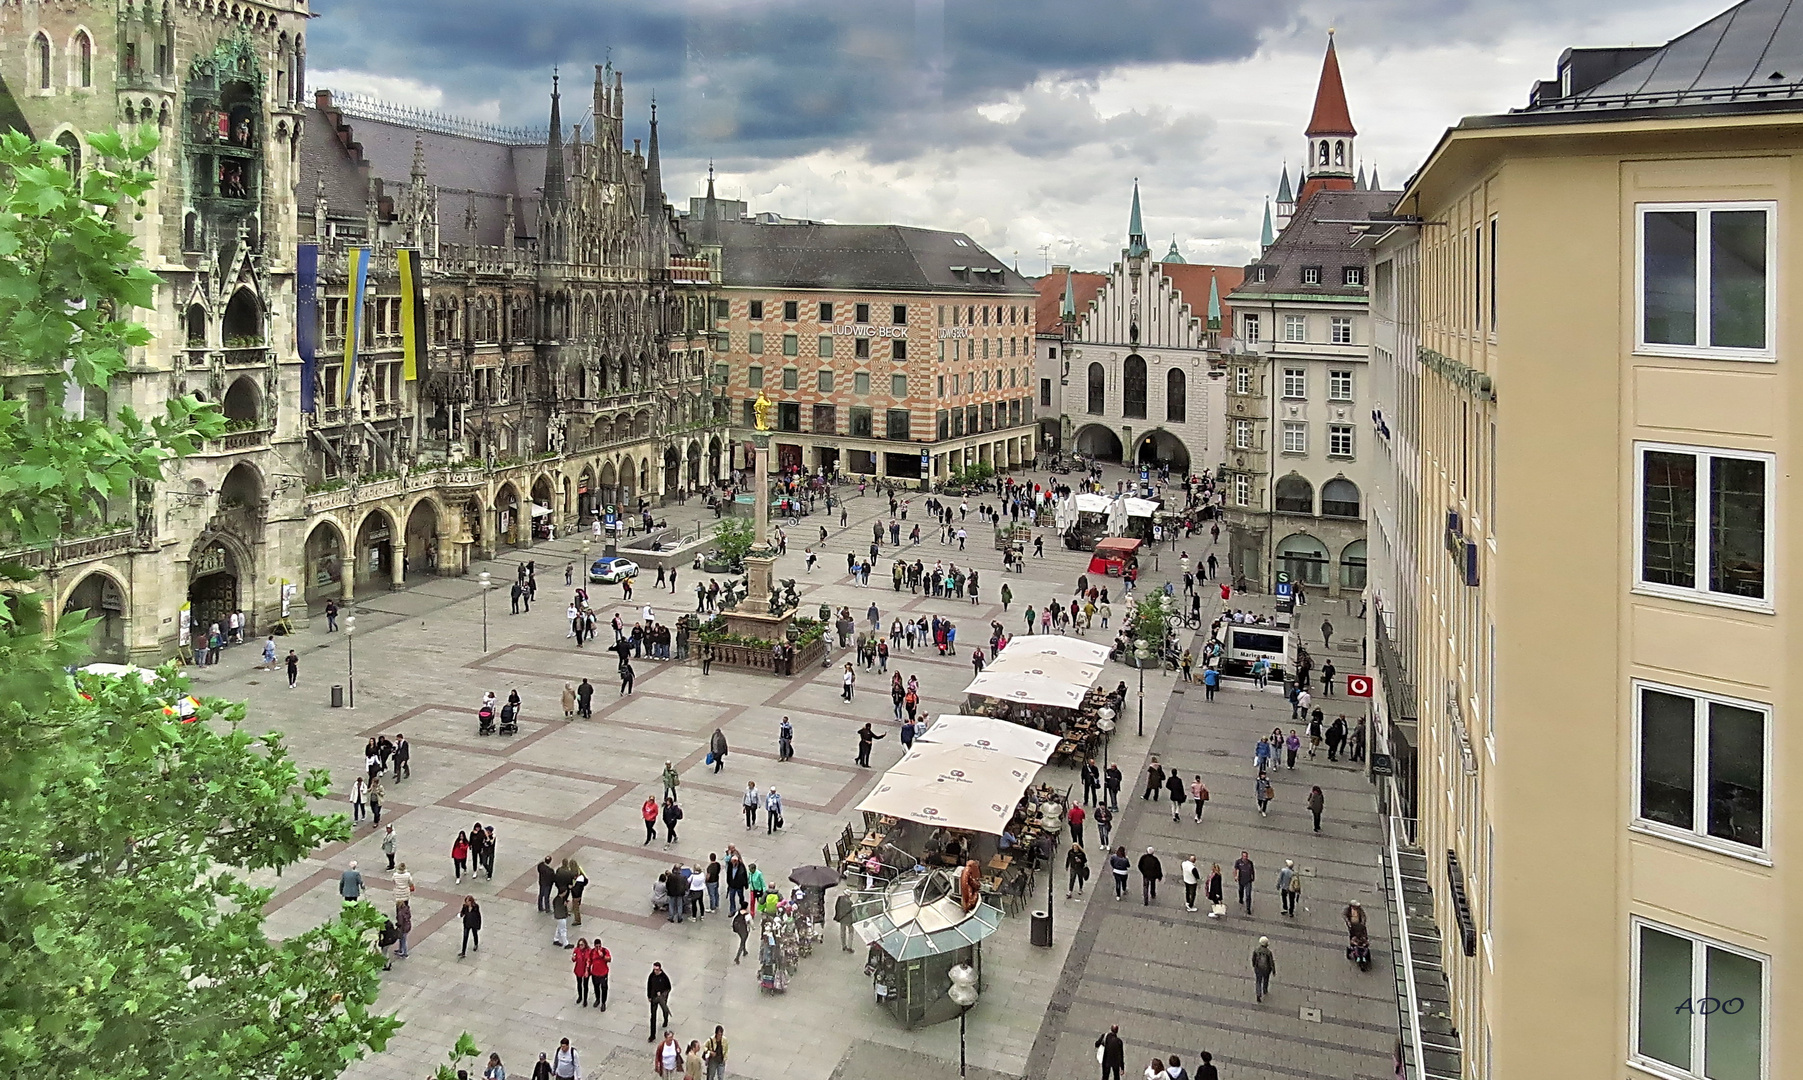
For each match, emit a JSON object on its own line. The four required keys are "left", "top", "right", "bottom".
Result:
{"left": 185, "top": 465, "right": 1388, "bottom": 1080}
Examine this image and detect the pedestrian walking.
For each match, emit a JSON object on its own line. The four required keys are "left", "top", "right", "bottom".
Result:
{"left": 1109, "top": 846, "right": 1131, "bottom": 900}
{"left": 1137, "top": 847, "right": 1163, "bottom": 905}
{"left": 1205, "top": 863, "right": 1225, "bottom": 918}
{"left": 703, "top": 1027, "right": 728, "bottom": 1080}
{"left": 1308, "top": 785, "right": 1325, "bottom": 832}
{"left": 1234, "top": 851, "right": 1255, "bottom": 914}
{"left": 285, "top": 649, "right": 298, "bottom": 687}
{"left": 576, "top": 677, "right": 593, "bottom": 718}
{"left": 662, "top": 796, "right": 684, "bottom": 844}
{"left": 338, "top": 859, "right": 363, "bottom": 904}
{"left": 1096, "top": 1025, "right": 1126, "bottom": 1080}
{"left": 709, "top": 728, "right": 729, "bottom": 774}
{"left": 350, "top": 776, "right": 366, "bottom": 824}
{"left": 1081, "top": 758, "right": 1101, "bottom": 806}
{"left": 1189, "top": 776, "right": 1208, "bottom": 823}
{"left": 642, "top": 797, "right": 660, "bottom": 845}
{"left": 661, "top": 760, "right": 681, "bottom": 801}
{"left": 1278, "top": 859, "right": 1301, "bottom": 916}
{"left": 551, "top": 891, "right": 571, "bottom": 947}
{"left": 1142, "top": 757, "right": 1164, "bottom": 801}
{"left": 620, "top": 661, "right": 635, "bottom": 695}
{"left": 1322, "top": 659, "right": 1337, "bottom": 696}
{"left": 1094, "top": 803, "right": 1113, "bottom": 848}
{"left": 458, "top": 896, "right": 482, "bottom": 957}
{"left": 742, "top": 782, "right": 760, "bottom": 829}
{"left": 1255, "top": 772, "right": 1274, "bottom": 817}
{"left": 392, "top": 863, "right": 415, "bottom": 958}
{"left": 380, "top": 824, "right": 396, "bottom": 870}
{"left": 834, "top": 889, "right": 857, "bottom": 951}
{"left": 535, "top": 853, "right": 553, "bottom": 908}
{"left": 646, "top": 962, "right": 673, "bottom": 1042}
{"left": 765, "top": 788, "right": 783, "bottom": 833}
{"left": 778, "top": 716, "right": 794, "bottom": 761}
{"left": 1202, "top": 665, "right": 1218, "bottom": 701}
{"left": 1251, "top": 936, "right": 1277, "bottom": 1002}
{"left": 732, "top": 902, "right": 751, "bottom": 963}
{"left": 551, "top": 1039, "right": 580, "bottom": 1080}
{"left": 1065, "top": 842, "right": 1089, "bottom": 898}
{"left": 1181, "top": 854, "right": 1201, "bottom": 912}
{"left": 855, "top": 723, "right": 885, "bottom": 768}
{"left": 366, "top": 776, "right": 384, "bottom": 825}
{"left": 1104, "top": 763, "right": 1122, "bottom": 810}
{"left": 1166, "top": 771, "right": 1186, "bottom": 821}
{"left": 589, "top": 938, "right": 611, "bottom": 1008}
{"left": 1320, "top": 617, "right": 1334, "bottom": 650}
{"left": 1067, "top": 802, "right": 1086, "bottom": 848}
{"left": 841, "top": 663, "right": 856, "bottom": 701}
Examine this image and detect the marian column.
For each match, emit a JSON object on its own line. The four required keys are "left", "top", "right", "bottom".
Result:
{"left": 742, "top": 389, "right": 777, "bottom": 614}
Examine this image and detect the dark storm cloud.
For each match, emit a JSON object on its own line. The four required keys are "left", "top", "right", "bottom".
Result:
{"left": 308, "top": 0, "right": 1298, "bottom": 162}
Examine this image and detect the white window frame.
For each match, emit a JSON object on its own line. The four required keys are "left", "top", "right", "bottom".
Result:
{"left": 1301, "top": 266, "right": 1321, "bottom": 285}
{"left": 1343, "top": 266, "right": 1364, "bottom": 286}
{"left": 1327, "top": 424, "right": 1354, "bottom": 457}
{"left": 1634, "top": 201, "right": 1776, "bottom": 361}
{"left": 1281, "top": 421, "right": 1306, "bottom": 454}
{"left": 1282, "top": 315, "right": 1307, "bottom": 343}
{"left": 1632, "top": 441, "right": 1776, "bottom": 613}
{"left": 1242, "top": 313, "right": 1261, "bottom": 343}
{"left": 1330, "top": 316, "right": 1353, "bottom": 345}
{"left": 1282, "top": 367, "right": 1306, "bottom": 399}
{"left": 1629, "top": 917, "right": 1769, "bottom": 1080}
{"left": 1233, "top": 419, "right": 1253, "bottom": 450}
{"left": 1328, "top": 369, "right": 1353, "bottom": 401}
{"left": 1234, "top": 366, "right": 1252, "bottom": 395}
{"left": 1630, "top": 680, "right": 1771, "bottom": 864}
{"left": 1233, "top": 473, "right": 1251, "bottom": 506}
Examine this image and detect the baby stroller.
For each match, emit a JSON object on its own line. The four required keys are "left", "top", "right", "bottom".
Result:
{"left": 498, "top": 700, "right": 519, "bottom": 736}
{"left": 477, "top": 704, "right": 496, "bottom": 736}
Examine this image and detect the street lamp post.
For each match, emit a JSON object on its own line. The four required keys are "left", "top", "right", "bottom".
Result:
{"left": 947, "top": 964, "right": 979, "bottom": 1077}
{"left": 343, "top": 615, "right": 356, "bottom": 710}
{"left": 1134, "top": 642, "right": 1150, "bottom": 736}
{"left": 478, "top": 571, "right": 491, "bottom": 653}
{"left": 1097, "top": 707, "right": 1116, "bottom": 774}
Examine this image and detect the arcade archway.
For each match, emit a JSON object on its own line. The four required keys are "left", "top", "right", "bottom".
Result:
{"left": 354, "top": 508, "right": 397, "bottom": 587}
{"left": 63, "top": 570, "right": 127, "bottom": 663}
{"left": 494, "top": 483, "right": 521, "bottom": 547}
{"left": 405, "top": 499, "right": 441, "bottom": 577}
{"left": 1134, "top": 428, "right": 1190, "bottom": 472}
{"left": 1073, "top": 423, "right": 1123, "bottom": 462}
{"left": 187, "top": 537, "right": 241, "bottom": 646}
{"left": 303, "top": 520, "right": 345, "bottom": 602}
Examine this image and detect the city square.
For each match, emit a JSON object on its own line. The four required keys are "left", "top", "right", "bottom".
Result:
{"left": 187, "top": 464, "right": 1389, "bottom": 1080}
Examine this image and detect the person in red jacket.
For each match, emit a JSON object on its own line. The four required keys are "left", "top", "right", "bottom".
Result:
{"left": 451, "top": 831, "right": 470, "bottom": 883}
{"left": 1066, "top": 802, "right": 1086, "bottom": 848}
{"left": 641, "top": 796, "right": 659, "bottom": 845}
{"left": 588, "top": 939, "right": 611, "bottom": 1010}
{"left": 573, "top": 939, "right": 593, "bottom": 1005}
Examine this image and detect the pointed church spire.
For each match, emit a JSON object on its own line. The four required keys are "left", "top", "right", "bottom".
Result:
{"left": 643, "top": 97, "right": 663, "bottom": 218}
{"left": 1275, "top": 164, "right": 1294, "bottom": 206}
{"left": 1355, "top": 163, "right": 1367, "bottom": 191}
{"left": 1369, "top": 163, "right": 1381, "bottom": 189}
{"left": 1261, "top": 199, "right": 1275, "bottom": 250}
{"left": 543, "top": 70, "right": 566, "bottom": 206}
{"left": 1206, "top": 272, "right": 1222, "bottom": 330}
{"left": 411, "top": 130, "right": 427, "bottom": 182}
{"left": 700, "top": 161, "right": 720, "bottom": 246}
{"left": 1126, "top": 179, "right": 1149, "bottom": 259}
{"left": 1306, "top": 31, "right": 1357, "bottom": 137}
{"left": 1162, "top": 237, "right": 1186, "bottom": 264}
{"left": 1060, "top": 271, "right": 1076, "bottom": 322}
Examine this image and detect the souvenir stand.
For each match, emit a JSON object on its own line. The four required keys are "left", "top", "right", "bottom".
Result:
{"left": 756, "top": 890, "right": 822, "bottom": 993}
{"left": 847, "top": 867, "right": 1003, "bottom": 1028}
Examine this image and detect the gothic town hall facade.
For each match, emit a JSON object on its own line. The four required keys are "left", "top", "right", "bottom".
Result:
{"left": 0, "top": 0, "right": 723, "bottom": 662}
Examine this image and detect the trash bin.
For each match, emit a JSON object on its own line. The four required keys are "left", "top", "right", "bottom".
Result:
{"left": 331, "top": 684, "right": 344, "bottom": 708}
{"left": 1030, "top": 910, "right": 1052, "bottom": 947}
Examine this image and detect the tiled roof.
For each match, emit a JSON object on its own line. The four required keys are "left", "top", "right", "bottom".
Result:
{"left": 1307, "top": 35, "right": 1357, "bottom": 136}
{"left": 716, "top": 222, "right": 1034, "bottom": 294}
{"left": 1229, "top": 188, "right": 1397, "bottom": 302}
{"left": 1159, "top": 263, "right": 1245, "bottom": 327}
{"left": 1032, "top": 269, "right": 1107, "bottom": 334}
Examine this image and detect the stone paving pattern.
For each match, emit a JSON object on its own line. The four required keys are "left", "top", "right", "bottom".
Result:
{"left": 192, "top": 472, "right": 1177, "bottom": 1080}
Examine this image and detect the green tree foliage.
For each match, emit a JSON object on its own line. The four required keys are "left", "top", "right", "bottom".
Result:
{"left": 0, "top": 129, "right": 402, "bottom": 1080}
{"left": 713, "top": 514, "right": 754, "bottom": 565}
{"left": 1127, "top": 590, "right": 1176, "bottom": 656}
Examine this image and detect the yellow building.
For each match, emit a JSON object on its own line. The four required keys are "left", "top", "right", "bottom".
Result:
{"left": 1367, "top": 4, "right": 1793, "bottom": 1078}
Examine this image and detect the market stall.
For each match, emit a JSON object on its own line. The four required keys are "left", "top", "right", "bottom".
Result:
{"left": 847, "top": 867, "right": 1003, "bottom": 1029}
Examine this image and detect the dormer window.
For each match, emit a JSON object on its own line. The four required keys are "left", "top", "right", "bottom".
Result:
{"left": 1302, "top": 266, "right": 1322, "bottom": 286}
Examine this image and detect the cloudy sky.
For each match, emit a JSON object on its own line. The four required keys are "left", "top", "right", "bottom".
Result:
{"left": 310, "top": 0, "right": 1731, "bottom": 271}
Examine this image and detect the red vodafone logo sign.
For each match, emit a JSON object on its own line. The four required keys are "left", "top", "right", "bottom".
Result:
{"left": 1346, "top": 674, "right": 1373, "bottom": 698}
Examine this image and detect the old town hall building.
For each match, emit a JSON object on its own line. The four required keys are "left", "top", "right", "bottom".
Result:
{"left": 0, "top": 0, "right": 721, "bottom": 662}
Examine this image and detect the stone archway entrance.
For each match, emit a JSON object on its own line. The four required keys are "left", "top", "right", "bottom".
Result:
{"left": 687, "top": 442, "right": 702, "bottom": 488}
{"left": 63, "top": 571, "right": 127, "bottom": 663}
{"left": 1135, "top": 428, "right": 1190, "bottom": 472}
{"left": 1074, "top": 423, "right": 1124, "bottom": 462}
{"left": 405, "top": 500, "right": 440, "bottom": 577}
{"left": 707, "top": 437, "right": 722, "bottom": 483}
{"left": 578, "top": 465, "right": 596, "bottom": 521}
{"left": 355, "top": 509, "right": 397, "bottom": 587}
{"left": 304, "top": 521, "right": 345, "bottom": 602}
{"left": 188, "top": 539, "right": 240, "bottom": 646}
{"left": 663, "top": 445, "right": 680, "bottom": 495}
{"left": 495, "top": 483, "right": 521, "bottom": 547}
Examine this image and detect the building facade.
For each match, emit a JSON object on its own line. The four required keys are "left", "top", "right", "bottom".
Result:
{"left": 1220, "top": 34, "right": 1392, "bottom": 598}
{"left": 709, "top": 196, "right": 1038, "bottom": 485}
{"left": 0, "top": 0, "right": 721, "bottom": 661}
{"left": 1366, "top": 5, "right": 1797, "bottom": 1078}
{"left": 1031, "top": 265, "right": 1107, "bottom": 457}
{"left": 1057, "top": 184, "right": 1239, "bottom": 475}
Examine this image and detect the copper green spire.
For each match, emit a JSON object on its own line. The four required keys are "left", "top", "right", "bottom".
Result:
{"left": 1207, "top": 272, "right": 1222, "bottom": 330}
{"left": 1126, "top": 180, "right": 1149, "bottom": 258}
{"left": 1261, "top": 198, "right": 1275, "bottom": 249}
{"left": 1060, "top": 271, "right": 1076, "bottom": 321}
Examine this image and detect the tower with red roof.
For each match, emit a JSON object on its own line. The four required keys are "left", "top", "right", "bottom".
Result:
{"left": 1298, "top": 31, "right": 1357, "bottom": 207}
